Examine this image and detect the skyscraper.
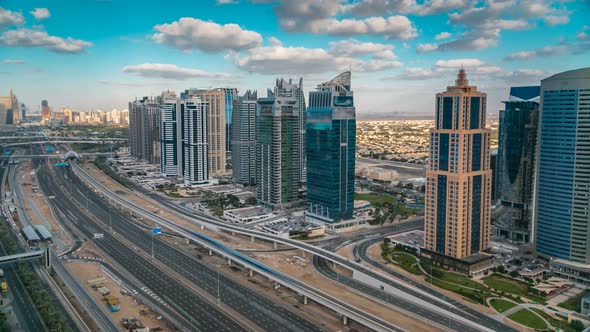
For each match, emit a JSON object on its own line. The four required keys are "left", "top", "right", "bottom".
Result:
{"left": 183, "top": 89, "right": 227, "bottom": 177}
{"left": 182, "top": 97, "right": 209, "bottom": 186}
{"left": 424, "top": 69, "right": 492, "bottom": 259}
{"left": 306, "top": 72, "right": 355, "bottom": 223}
{"left": 129, "top": 97, "right": 161, "bottom": 165}
{"left": 0, "top": 90, "right": 20, "bottom": 125}
{"left": 495, "top": 86, "right": 540, "bottom": 243}
{"left": 231, "top": 90, "right": 257, "bottom": 186}
{"left": 223, "top": 88, "right": 238, "bottom": 157}
{"left": 256, "top": 78, "right": 303, "bottom": 208}
{"left": 41, "top": 100, "right": 51, "bottom": 124}
{"left": 160, "top": 91, "right": 181, "bottom": 177}
{"left": 533, "top": 68, "right": 590, "bottom": 284}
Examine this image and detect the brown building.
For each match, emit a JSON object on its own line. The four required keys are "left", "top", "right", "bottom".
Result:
{"left": 41, "top": 100, "right": 51, "bottom": 124}
{"left": 424, "top": 69, "right": 492, "bottom": 259}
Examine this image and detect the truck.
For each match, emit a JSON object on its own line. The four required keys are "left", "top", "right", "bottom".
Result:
{"left": 1, "top": 282, "right": 8, "bottom": 293}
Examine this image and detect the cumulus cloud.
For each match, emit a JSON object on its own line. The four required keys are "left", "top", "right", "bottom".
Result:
{"left": 328, "top": 39, "right": 396, "bottom": 59}
{"left": 543, "top": 15, "right": 569, "bottom": 26}
{"left": 122, "top": 63, "right": 232, "bottom": 80}
{"left": 435, "top": 32, "right": 451, "bottom": 40}
{"left": 217, "top": 0, "right": 239, "bottom": 4}
{"left": 0, "top": 28, "right": 92, "bottom": 53}
{"left": 30, "top": 8, "right": 50, "bottom": 20}
{"left": 435, "top": 58, "right": 484, "bottom": 68}
{"left": 2, "top": 59, "right": 25, "bottom": 64}
{"left": 234, "top": 44, "right": 402, "bottom": 75}
{"left": 504, "top": 41, "right": 590, "bottom": 61}
{"left": 0, "top": 7, "right": 24, "bottom": 27}
{"left": 344, "top": 0, "right": 474, "bottom": 17}
{"left": 152, "top": 18, "right": 263, "bottom": 53}
{"left": 416, "top": 43, "right": 438, "bottom": 53}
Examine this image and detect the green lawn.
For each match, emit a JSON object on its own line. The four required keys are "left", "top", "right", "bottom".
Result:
{"left": 489, "top": 299, "right": 517, "bottom": 313}
{"left": 391, "top": 253, "right": 422, "bottom": 275}
{"left": 426, "top": 278, "right": 486, "bottom": 304}
{"left": 355, "top": 193, "right": 398, "bottom": 205}
{"left": 530, "top": 308, "right": 567, "bottom": 329}
{"left": 508, "top": 309, "right": 547, "bottom": 330}
{"left": 430, "top": 268, "right": 487, "bottom": 290}
{"left": 558, "top": 290, "right": 590, "bottom": 312}
{"left": 482, "top": 274, "right": 528, "bottom": 295}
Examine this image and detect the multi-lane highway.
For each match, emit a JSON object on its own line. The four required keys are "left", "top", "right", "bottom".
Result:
{"left": 40, "top": 164, "right": 329, "bottom": 332}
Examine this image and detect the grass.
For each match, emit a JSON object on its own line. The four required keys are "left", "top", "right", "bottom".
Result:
{"left": 508, "top": 309, "right": 548, "bottom": 330}
{"left": 355, "top": 193, "right": 398, "bottom": 205}
{"left": 430, "top": 268, "right": 487, "bottom": 290}
{"left": 531, "top": 308, "right": 568, "bottom": 329}
{"left": 426, "top": 277, "right": 486, "bottom": 304}
{"left": 483, "top": 274, "right": 528, "bottom": 295}
{"left": 489, "top": 298, "right": 517, "bottom": 313}
{"left": 558, "top": 289, "right": 590, "bottom": 312}
{"left": 391, "top": 252, "right": 422, "bottom": 275}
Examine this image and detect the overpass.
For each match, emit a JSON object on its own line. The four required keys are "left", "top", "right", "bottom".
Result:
{"left": 0, "top": 152, "right": 111, "bottom": 160}
{"left": 0, "top": 136, "right": 127, "bottom": 141}
{"left": 3, "top": 140, "right": 123, "bottom": 147}
{"left": 70, "top": 161, "right": 498, "bottom": 332}
{"left": 0, "top": 248, "right": 50, "bottom": 267}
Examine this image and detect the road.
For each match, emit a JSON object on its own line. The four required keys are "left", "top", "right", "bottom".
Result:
{"left": 40, "top": 164, "right": 326, "bottom": 332}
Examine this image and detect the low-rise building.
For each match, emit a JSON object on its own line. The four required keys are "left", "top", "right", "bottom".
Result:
{"left": 223, "top": 206, "right": 276, "bottom": 224}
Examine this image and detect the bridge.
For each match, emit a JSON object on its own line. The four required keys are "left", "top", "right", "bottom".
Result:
{"left": 0, "top": 152, "right": 112, "bottom": 160}
{"left": 0, "top": 248, "right": 50, "bottom": 268}
{"left": 3, "top": 140, "right": 123, "bottom": 147}
{"left": 0, "top": 136, "right": 127, "bottom": 141}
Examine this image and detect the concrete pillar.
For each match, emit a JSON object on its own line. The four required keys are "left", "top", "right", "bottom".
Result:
{"left": 303, "top": 295, "right": 308, "bottom": 305}
{"left": 227, "top": 258, "right": 232, "bottom": 266}
{"left": 208, "top": 249, "right": 212, "bottom": 256}
{"left": 249, "top": 269, "right": 253, "bottom": 277}
{"left": 342, "top": 316, "right": 348, "bottom": 325}
{"left": 301, "top": 250, "right": 306, "bottom": 258}
{"left": 231, "top": 231, "right": 235, "bottom": 236}
{"left": 251, "top": 236, "right": 255, "bottom": 243}
{"left": 185, "top": 238, "right": 190, "bottom": 245}
{"left": 200, "top": 224, "right": 205, "bottom": 230}
{"left": 273, "top": 241, "right": 278, "bottom": 249}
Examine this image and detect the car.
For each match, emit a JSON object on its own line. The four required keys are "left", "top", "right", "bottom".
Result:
{"left": 132, "top": 289, "right": 138, "bottom": 295}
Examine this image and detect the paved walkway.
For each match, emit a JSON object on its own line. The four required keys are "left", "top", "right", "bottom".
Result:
{"left": 488, "top": 296, "right": 561, "bottom": 331}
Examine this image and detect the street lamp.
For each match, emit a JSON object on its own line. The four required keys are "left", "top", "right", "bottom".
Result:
{"left": 215, "top": 265, "right": 221, "bottom": 305}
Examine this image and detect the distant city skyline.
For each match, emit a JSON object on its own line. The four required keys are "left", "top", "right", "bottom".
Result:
{"left": 1, "top": 0, "right": 589, "bottom": 115}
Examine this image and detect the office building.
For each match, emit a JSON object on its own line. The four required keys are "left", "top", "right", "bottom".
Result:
{"left": 129, "top": 97, "right": 161, "bottom": 165}
{"left": 306, "top": 72, "right": 355, "bottom": 223}
{"left": 231, "top": 90, "right": 257, "bottom": 186}
{"left": 0, "top": 90, "right": 20, "bottom": 125}
{"left": 223, "top": 88, "right": 238, "bottom": 156}
{"left": 182, "top": 89, "right": 227, "bottom": 177}
{"left": 424, "top": 69, "right": 492, "bottom": 259}
{"left": 495, "top": 86, "right": 540, "bottom": 243}
{"left": 41, "top": 100, "right": 51, "bottom": 124}
{"left": 533, "top": 68, "right": 590, "bottom": 284}
{"left": 256, "top": 78, "right": 304, "bottom": 208}
{"left": 182, "top": 97, "right": 209, "bottom": 186}
{"left": 160, "top": 91, "right": 181, "bottom": 177}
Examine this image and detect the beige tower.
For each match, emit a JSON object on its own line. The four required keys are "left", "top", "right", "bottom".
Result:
{"left": 424, "top": 69, "right": 492, "bottom": 259}
{"left": 192, "top": 89, "right": 227, "bottom": 177}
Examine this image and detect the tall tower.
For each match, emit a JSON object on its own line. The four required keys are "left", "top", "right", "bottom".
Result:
{"left": 160, "top": 91, "right": 181, "bottom": 177}
{"left": 533, "top": 68, "right": 590, "bottom": 283}
{"left": 424, "top": 69, "right": 492, "bottom": 258}
{"left": 256, "top": 78, "right": 303, "bottom": 208}
{"left": 495, "top": 86, "right": 540, "bottom": 243}
{"left": 41, "top": 100, "right": 51, "bottom": 124}
{"left": 306, "top": 72, "right": 355, "bottom": 223}
{"left": 182, "top": 97, "right": 209, "bottom": 186}
{"left": 129, "top": 97, "right": 161, "bottom": 165}
{"left": 232, "top": 90, "right": 257, "bottom": 186}
{"left": 222, "top": 88, "right": 238, "bottom": 157}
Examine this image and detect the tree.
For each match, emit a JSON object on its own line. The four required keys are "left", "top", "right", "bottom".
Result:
{"left": 570, "top": 319, "right": 585, "bottom": 332}
{"left": 509, "top": 270, "right": 519, "bottom": 278}
{"left": 497, "top": 265, "right": 506, "bottom": 274}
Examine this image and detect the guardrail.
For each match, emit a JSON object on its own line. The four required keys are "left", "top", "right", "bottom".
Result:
{"left": 71, "top": 162, "right": 405, "bottom": 332}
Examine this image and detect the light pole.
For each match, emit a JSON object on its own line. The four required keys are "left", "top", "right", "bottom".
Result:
{"left": 216, "top": 265, "right": 221, "bottom": 305}
{"left": 109, "top": 205, "right": 112, "bottom": 231}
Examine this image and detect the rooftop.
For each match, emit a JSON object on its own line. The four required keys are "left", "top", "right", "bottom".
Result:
{"left": 225, "top": 206, "right": 273, "bottom": 218}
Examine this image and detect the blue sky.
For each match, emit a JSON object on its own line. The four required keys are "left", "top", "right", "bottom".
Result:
{"left": 1, "top": 0, "right": 589, "bottom": 115}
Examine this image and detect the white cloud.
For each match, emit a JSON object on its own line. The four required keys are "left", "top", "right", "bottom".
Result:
{"left": 435, "top": 58, "right": 484, "bottom": 68}
{"left": 122, "top": 63, "right": 232, "bottom": 80}
{"left": 344, "top": 0, "right": 474, "bottom": 17}
{"left": 0, "top": 28, "right": 92, "bottom": 53}
{"left": 2, "top": 59, "right": 25, "bottom": 64}
{"left": 385, "top": 67, "right": 437, "bottom": 80}
{"left": 328, "top": 39, "right": 396, "bottom": 59}
{"left": 435, "top": 32, "right": 451, "bottom": 40}
{"left": 152, "top": 18, "right": 263, "bottom": 53}
{"left": 416, "top": 43, "right": 438, "bottom": 53}
{"left": 543, "top": 15, "right": 569, "bottom": 26}
{"left": 30, "top": 8, "right": 50, "bottom": 20}
{"left": 0, "top": 7, "right": 24, "bottom": 27}
{"left": 268, "top": 36, "right": 283, "bottom": 46}
{"left": 504, "top": 39, "right": 590, "bottom": 61}
{"left": 358, "top": 59, "right": 403, "bottom": 71}
{"left": 290, "top": 15, "right": 418, "bottom": 40}
{"left": 217, "top": 0, "right": 239, "bottom": 4}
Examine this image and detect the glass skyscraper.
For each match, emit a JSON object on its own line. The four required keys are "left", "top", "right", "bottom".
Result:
{"left": 232, "top": 90, "right": 257, "bottom": 186}
{"left": 182, "top": 97, "right": 209, "bottom": 186}
{"left": 495, "top": 86, "right": 539, "bottom": 243}
{"left": 306, "top": 72, "right": 355, "bottom": 223}
{"left": 424, "top": 69, "right": 492, "bottom": 259}
{"left": 534, "top": 68, "right": 590, "bottom": 284}
{"left": 223, "top": 88, "right": 238, "bottom": 156}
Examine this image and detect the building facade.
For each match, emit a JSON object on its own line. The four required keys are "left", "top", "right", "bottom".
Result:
{"left": 41, "top": 100, "right": 51, "bottom": 124}
{"left": 256, "top": 79, "right": 303, "bottom": 208}
{"left": 306, "top": 72, "right": 355, "bottom": 223}
{"left": 182, "top": 97, "right": 209, "bottom": 186}
{"left": 160, "top": 91, "right": 181, "bottom": 177}
{"left": 0, "top": 90, "right": 20, "bottom": 125}
{"left": 424, "top": 69, "right": 492, "bottom": 259}
{"left": 129, "top": 97, "right": 161, "bottom": 165}
{"left": 223, "top": 88, "right": 238, "bottom": 156}
{"left": 183, "top": 89, "right": 227, "bottom": 177}
{"left": 495, "top": 86, "right": 540, "bottom": 243}
{"left": 533, "top": 68, "right": 590, "bottom": 284}
{"left": 231, "top": 90, "right": 257, "bottom": 186}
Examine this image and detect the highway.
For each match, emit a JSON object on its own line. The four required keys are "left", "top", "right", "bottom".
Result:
{"left": 40, "top": 164, "right": 327, "bottom": 332}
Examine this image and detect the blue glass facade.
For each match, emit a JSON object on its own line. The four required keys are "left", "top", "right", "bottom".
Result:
{"left": 306, "top": 72, "right": 355, "bottom": 222}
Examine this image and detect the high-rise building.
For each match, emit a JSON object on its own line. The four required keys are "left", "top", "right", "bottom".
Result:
{"left": 129, "top": 97, "right": 161, "bottom": 164}
{"left": 160, "top": 91, "right": 181, "bottom": 177}
{"left": 182, "top": 97, "right": 209, "bottom": 186}
{"left": 495, "top": 86, "right": 540, "bottom": 243}
{"left": 256, "top": 78, "right": 304, "bottom": 208}
{"left": 0, "top": 90, "right": 20, "bottom": 125}
{"left": 41, "top": 100, "right": 51, "bottom": 124}
{"left": 306, "top": 72, "right": 355, "bottom": 223}
{"left": 533, "top": 68, "right": 590, "bottom": 284}
{"left": 222, "top": 88, "right": 238, "bottom": 157}
{"left": 183, "top": 89, "right": 227, "bottom": 177}
{"left": 424, "top": 69, "right": 492, "bottom": 259}
{"left": 231, "top": 90, "right": 257, "bottom": 186}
